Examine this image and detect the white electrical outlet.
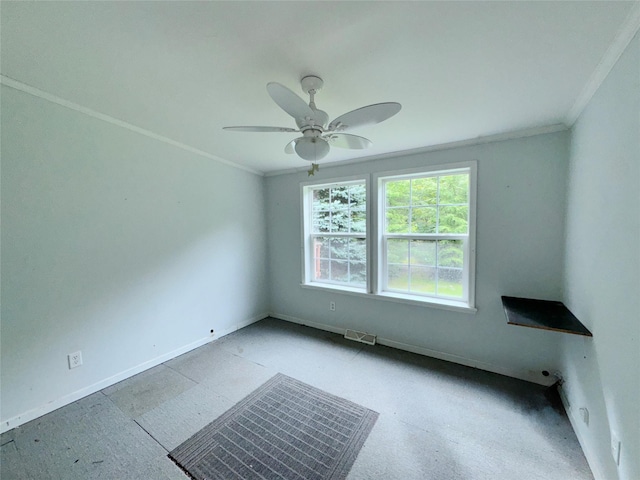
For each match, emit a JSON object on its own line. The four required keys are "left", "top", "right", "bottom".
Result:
{"left": 329, "top": 301, "right": 336, "bottom": 311}
{"left": 579, "top": 407, "right": 589, "bottom": 426}
{"left": 611, "top": 432, "right": 621, "bottom": 466}
{"left": 68, "top": 351, "right": 83, "bottom": 369}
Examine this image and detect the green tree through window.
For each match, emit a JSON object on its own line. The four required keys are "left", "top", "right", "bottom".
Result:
{"left": 309, "top": 182, "right": 366, "bottom": 287}
{"left": 302, "top": 162, "right": 476, "bottom": 308}
{"left": 383, "top": 173, "right": 469, "bottom": 299}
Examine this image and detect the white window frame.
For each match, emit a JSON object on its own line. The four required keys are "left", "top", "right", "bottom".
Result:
{"left": 300, "top": 161, "right": 476, "bottom": 313}
{"left": 301, "top": 176, "right": 370, "bottom": 294}
{"left": 373, "top": 162, "right": 477, "bottom": 310}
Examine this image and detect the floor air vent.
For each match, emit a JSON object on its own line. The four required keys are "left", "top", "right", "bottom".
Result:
{"left": 344, "top": 329, "right": 377, "bottom": 345}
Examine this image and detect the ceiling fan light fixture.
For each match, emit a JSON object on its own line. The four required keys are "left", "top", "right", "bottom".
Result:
{"left": 224, "top": 77, "right": 401, "bottom": 163}
{"left": 295, "top": 136, "right": 330, "bottom": 161}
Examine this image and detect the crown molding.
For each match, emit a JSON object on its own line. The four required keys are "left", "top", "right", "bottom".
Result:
{"left": 565, "top": 1, "right": 640, "bottom": 125}
{"left": 265, "top": 123, "right": 568, "bottom": 177}
{"left": 0, "top": 75, "right": 265, "bottom": 176}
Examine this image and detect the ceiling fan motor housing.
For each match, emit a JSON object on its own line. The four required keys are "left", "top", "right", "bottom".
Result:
{"left": 296, "top": 108, "right": 329, "bottom": 131}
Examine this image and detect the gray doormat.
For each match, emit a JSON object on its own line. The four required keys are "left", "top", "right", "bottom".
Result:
{"left": 169, "top": 373, "right": 379, "bottom": 480}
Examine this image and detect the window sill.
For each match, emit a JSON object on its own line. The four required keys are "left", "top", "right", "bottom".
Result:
{"left": 300, "top": 283, "right": 477, "bottom": 314}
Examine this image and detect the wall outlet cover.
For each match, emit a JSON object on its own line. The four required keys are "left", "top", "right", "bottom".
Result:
{"left": 579, "top": 407, "right": 589, "bottom": 426}
{"left": 68, "top": 351, "right": 83, "bottom": 369}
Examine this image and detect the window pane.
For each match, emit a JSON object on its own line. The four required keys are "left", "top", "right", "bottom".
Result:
{"left": 330, "top": 237, "right": 349, "bottom": 261}
{"left": 350, "top": 261, "right": 367, "bottom": 286}
{"left": 410, "top": 240, "right": 436, "bottom": 266}
{"left": 312, "top": 187, "right": 330, "bottom": 211}
{"left": 411, "top": 207, "right": 437, "bottom": 233}
{"left": 348, "top": 238, "right": 367, "bottom": 263}
{"left": 306, "top": 180, "right": 367, "bottom": 290}
{"left": 330, "top": 260, "right": 349, "bottom": 282}
{"left": 387, "top": 239, "right": 409, "bottom": 265}
{"left": 315, "top": 259, "right": 330, "bottom": 281}
{"left": 410, "top": 266, "right": 436, "bottom": 294}
{"left": 437, "top": 267, "right": 463, "bottom": 298}
{"left": 387, "top": 264, "right": 409, "bottom": 291}
{"left": 313, "top": 237, "right": 330, "bottom": 259}
{"left": 312, "top": 209, "right": 329, "bottom": 233}
{"left": 350, "top": 207, "right": 366, "bottom": 233}
{"left": 438, "top": 240, "right": 464, "bottom": 268}
{"left": 329, "top": 208, "right": 349, "bottom": 233}
{"left": 349, "top": 184, "right": 366, "bottom": 207}
{"left": 330, "top": 186, "right": 350, "bottom": 206}
{"left": 386, "top": 180, "right": 410, "bottom": 207}
{"left": 438, "top": 174, "right": 468, "bottom": 204}
{"left": 438, "top": 206, "right": 468, "bottom": 234}
{"left": 386, "top": 208, "right": 410, "bottom": 233}
{"left": 411, "top": 177, "right": 437, "bottom": 205}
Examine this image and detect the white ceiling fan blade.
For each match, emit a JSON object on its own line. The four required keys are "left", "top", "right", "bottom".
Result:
{"left": 328, "top": 102, "right": 401, "bottom": 132}
{"left": 267, "top": 82, "right": 315, "bottom": 120}
{"left": 223, "top": 126, "right": 298, "bottom": 133}
{"left": 284, "top": 137, "right": 303, "bottom": 154}
{"left": 325, "top": 133, "right": 372, "bottom": 150}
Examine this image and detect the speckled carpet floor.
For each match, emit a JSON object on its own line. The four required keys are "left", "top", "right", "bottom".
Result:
{"left": 0, "top": 317, "right": 593, "bottom": 479}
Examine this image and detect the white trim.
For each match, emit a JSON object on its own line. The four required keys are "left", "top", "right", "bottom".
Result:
{"left": 374, "top": 291, "right": 476, "bottom": 313}
{"left": 0, "top": 312, "right": 267, "bottom": 434}
{"left": 270, "top": 312, "right": 345, "bottom": 336}
{"left": 299, "top": 283, "right": 477, "bottom": 313}
{"left": 373, "top": 161, "right": 475, "bottom": 180}
{"left": 0, "top": 75, "right": 264, "bottom": 176}
{"left": 299, "top": 162, "right": 477, "bottom": 313}
{"left": 265, "top": 124, "right": 567, "bottom": 177}
{"left": 271, "top": 312, "right": 544, "bottom": 385}
{"left": 558, "top": 384, "right": 607, "bottom": 480}
{"left": 565, "top": 2, "right": 640, "bottom": 125}
{"left": 211, "top": 312, "right": 270, "bottom": 339}
{"left": 373, "top": 161, "right": 477, "bottom": 309}
{"left": 299, "top": 174, "right": 368, "bottom": 189}
{"left": 467, "top": 161, "right": 478, "bottom": 308}
{"left": 366, "top": 173, "right": 375, "bottom": 295}
{"left": 376, "top": 337, "right": 544, "bottom": 385}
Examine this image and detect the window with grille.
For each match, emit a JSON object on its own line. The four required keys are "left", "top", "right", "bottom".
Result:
{"left": 380, "top": 168, "right": 472, "bottom": 303}
{"left": 301, "top": 162, "right": 476, "bottom": 311}
{"left": 302, "top": 179, "right": 367, "bottom": 290}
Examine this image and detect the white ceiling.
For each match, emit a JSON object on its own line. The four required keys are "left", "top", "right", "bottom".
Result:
{"left": 2, "top": 1, "right": 638, "bottom": 174}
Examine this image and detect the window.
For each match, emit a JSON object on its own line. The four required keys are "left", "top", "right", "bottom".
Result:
{"left": 302, "top": 179, "right": 367, "bottom": 291}
{"left": 301, "top": 162, "right": 476, "bottom": 311}
{"left": 379, "top": 167, "right": 473, "bottom": 305}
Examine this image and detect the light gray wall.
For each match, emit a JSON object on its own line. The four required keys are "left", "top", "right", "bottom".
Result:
{"left": 562, "top": 32, "right": 639, "bottom": 480}
{"left": 0, "top": 86, "right": 269, "bottom": 429}
{"left": 266, "top": 131, "right": 569, "bottom": 383}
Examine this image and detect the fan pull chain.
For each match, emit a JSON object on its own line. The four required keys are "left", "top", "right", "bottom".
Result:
{"left": 307, "top": 163, "right": 319, "bottom": 176}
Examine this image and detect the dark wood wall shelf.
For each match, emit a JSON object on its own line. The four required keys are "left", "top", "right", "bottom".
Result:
{"left": 501, "top": 296, "right": 593, "bottom": 337}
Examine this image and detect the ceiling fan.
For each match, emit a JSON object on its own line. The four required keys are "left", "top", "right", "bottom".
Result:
{"left": 223, "top": 76, "right": 401, "bottom": 166}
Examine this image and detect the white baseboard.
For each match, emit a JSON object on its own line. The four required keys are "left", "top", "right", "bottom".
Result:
{"left": 558, "top": 384, "right": 606, "bottom": 480}
{"left": 1, "top": 313, "right": 268, "bottom": 434}
{"left": 270, "top": 312, "right": 345, "bottom": 335}
{"left": 270, "top": 312, "right": 544, "bottom": 385}
{"left": 213, "top": 312, "right": 269, "bottom": 339}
